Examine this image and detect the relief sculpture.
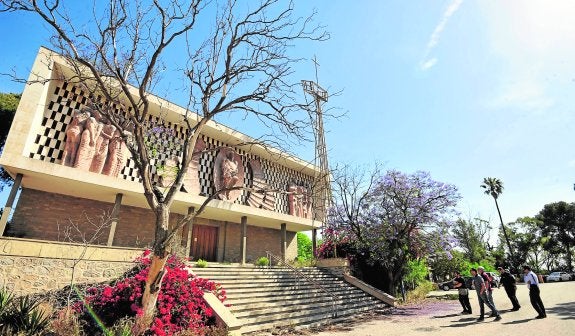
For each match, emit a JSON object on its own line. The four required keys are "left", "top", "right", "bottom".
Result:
{"left": 288, "top": 183, "right": 312, "bottom": 219}
{"left": 213, "top": 148, "right": 244, "bottom": 202}
{"left": 62, "top": 110, "right": 90, "bottom": 167}
{"left": 102, "top": 129, "right": 129, "bottom": 178}
{"left": 61, "top": 108, "right": 128, "bottom": 178}
{"left": 246, "top": 159, "right": 275, "bottom": 210}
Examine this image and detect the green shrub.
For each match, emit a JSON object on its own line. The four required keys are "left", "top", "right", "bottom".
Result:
{"left": 404, "top": 259, "right": 429, "bottom": 287}
{"left": 292, "top": 256, "right": 315, "bottom": 268}
{"left": 405, "top": 280, "right": 435, "bottom": 303}
{"left": 297, "top": 232, "right": 313, "bottom": 261}
{"left": 0, "top": 287, "right": 14, "bottom": 317}
{"left": 0, "top": 293, "right": 51, "bottom": 335}
{"left": 255, "top": 257, "right": 269, "bottom": 267}
{"left": 196, "top": 259, "right": 208, "bottom": 268}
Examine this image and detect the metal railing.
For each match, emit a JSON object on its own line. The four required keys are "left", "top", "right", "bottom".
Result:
{"left": 265, "top": 250, "right": 338, "bottom": 318}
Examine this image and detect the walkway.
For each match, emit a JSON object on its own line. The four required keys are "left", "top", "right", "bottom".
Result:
{"left": 309, "top": 281, "right": 575, "bottom": 336}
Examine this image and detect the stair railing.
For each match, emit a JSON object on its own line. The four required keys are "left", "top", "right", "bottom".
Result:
{"left": 265, "top": 250, "right": 338, "bottom": 318}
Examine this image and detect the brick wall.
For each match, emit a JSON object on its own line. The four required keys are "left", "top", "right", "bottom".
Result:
{"left": 10, "top": 189, "right": 298, "bottom": 262}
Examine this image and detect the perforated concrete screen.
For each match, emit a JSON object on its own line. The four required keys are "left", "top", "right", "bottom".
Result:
{"left": 27, "top": 80, "right": 313, "bottom": 215}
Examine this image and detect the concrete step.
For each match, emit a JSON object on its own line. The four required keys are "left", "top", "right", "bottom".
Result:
{"left": 192, "top": 273, "right": 336, "bottom": 281}
{"left": 229, "top": 291, "right": 373, "bottom": 311}
{"left": 190, "top": 264, "right": 393, "bottom": 334}
{"left": 233, "top": 295, "right": 379, "bottom": 318}
{"left": 210, "top": 276, "right": 338, "bottom": 285}
{"left": 240, "top": 301, "right": 387, "bottom": 334}
{"left": 224, "top": 285, "right": 363, "bottom": 300}
{"left": 226, "top": 290, "right": 369, "bottom": 307}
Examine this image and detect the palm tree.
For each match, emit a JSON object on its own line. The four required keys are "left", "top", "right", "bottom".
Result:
{"left": 481, "top": 177, "right": 516, "bottom": 270}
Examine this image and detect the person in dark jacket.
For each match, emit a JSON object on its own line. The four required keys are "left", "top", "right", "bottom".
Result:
{"left": 453, "top": 271, "right": 472, "bottom": 314}
{"left": 498, "top": 266, "right": 521, "bottom": 311}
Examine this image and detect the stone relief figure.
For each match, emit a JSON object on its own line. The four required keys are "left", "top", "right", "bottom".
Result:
{"left": 60, "top": 104, "right": 131, "bottom": 178}
{"left": 213, "top": 148, "right": 244, "bottom": 202}
{"left": 288, "top": 184, "right": 312, "bottom": 219}
{"left": 222, "top": 152, "right": 239, "bottom": 196}
{"left": 89, "top": 122, "right": 117, "bottom": 174}
{"left": 61, "top": 110, "right": 90, "bottom": 166}
{"left": 246, "top": 159, "right": 276, "bottom": 210}
{"left": 73, "top": 115, "right": 103, "bottom": 170}
{"left": 102, "top": 129, "right": 129, "bottom": 177}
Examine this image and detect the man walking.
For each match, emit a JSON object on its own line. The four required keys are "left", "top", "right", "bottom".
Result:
{"left": 498, "top": 266, "right": 520, "bottom": 311}
{"left": 453, "top": 271, "right": 472, "bottom": 314}
{"left": 471, "top": 268, "right": 501, "bottom": 322}
{"left": 477, "top": 266, "right": 498, "bottom": 316}
{"left": 523, "top": 265, "right": 547, "bottom": 319}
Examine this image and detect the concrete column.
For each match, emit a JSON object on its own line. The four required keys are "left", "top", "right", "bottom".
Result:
{"left": 185, "top": 206, "right": 195, "bottom": 258}
{"left": 240, "top": 216, "right": 247, "bottom": 265}
{"left": 280, "top": 223, "right": 287, "bottom": 262}
{"left": 0, "top": 173, "right": 23, "bottom": 236}
{"left": 222, "top": 221, "right": 228, "bottom": 261}
{"left": 312, "top": 228, "right": 318, "bottom": 257}
{"left": 106, "top": 193, "right": 123, "bottom": 246}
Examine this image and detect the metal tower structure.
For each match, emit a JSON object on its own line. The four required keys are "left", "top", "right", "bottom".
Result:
{"left": 302, "top": 57, "right": 331, "bottom": 227}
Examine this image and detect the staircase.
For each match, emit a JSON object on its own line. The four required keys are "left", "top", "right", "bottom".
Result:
{"left": 192, "top": 265, "right": 391, "bottom": 334}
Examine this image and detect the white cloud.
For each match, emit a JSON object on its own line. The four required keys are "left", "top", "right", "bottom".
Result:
{"left": 419, "top": 0, "right": 464, "bottom": 71}
{"left": 420, "top": 58, "right": 437, "bottom": 71}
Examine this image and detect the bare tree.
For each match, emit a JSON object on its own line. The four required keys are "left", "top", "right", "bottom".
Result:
{"left": 57, "top": 210, "right": 115, "bottom": 309}
{"left": 0, "top": 0, "right": 327, "bottom": 327}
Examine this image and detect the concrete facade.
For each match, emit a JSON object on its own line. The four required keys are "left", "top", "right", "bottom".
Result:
{"left": 0, "top": 47, "right": 319, "bottom": 263}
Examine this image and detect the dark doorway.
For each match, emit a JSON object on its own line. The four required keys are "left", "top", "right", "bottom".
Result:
{"left": 191, "top": 225, "right": 218, "bottom": 261}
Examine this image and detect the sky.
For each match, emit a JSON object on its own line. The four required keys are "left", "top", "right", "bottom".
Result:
{"left": 1, "top": 0, "right": 575, "bottom": 235}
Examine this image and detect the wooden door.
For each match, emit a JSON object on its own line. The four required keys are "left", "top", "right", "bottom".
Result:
{"left": 191, "top": 225, "right": 218, "bottom": 261}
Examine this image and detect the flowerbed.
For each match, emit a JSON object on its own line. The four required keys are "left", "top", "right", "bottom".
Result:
{"left": 75, "top": 251, "right": 226, "bottom": 335}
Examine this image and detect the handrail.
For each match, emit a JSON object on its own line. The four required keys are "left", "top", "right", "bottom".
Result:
{"left": 265, "top": 250, "right": 338, "bottom": 318}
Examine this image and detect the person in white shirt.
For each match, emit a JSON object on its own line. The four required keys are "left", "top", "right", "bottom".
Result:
{"left": 523, "top": 265, "right": 546, "bottom": 319}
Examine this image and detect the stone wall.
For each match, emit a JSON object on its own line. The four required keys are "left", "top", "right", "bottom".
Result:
{"left": 0, "top": 256, "right": 134, "bottom": 296}
{"left": 0, "top": 237, "right": 139, "bottom": 296}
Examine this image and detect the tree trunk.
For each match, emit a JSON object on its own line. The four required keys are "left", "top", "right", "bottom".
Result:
{"left": 383, "top": 269, "right": 396, "bottom": 296}
{"left": 494, "top": 198, "right": 516, "bottom": 272}
{"left": 137, "top": 205, "right": 171, "bottom": 331}
{"left": 566, "top": 242, "right": 572, "bottom": 272}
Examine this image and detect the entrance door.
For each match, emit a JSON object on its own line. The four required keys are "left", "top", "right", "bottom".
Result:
{"left": 191, "top": 225, "right": 218, "bottom": 261}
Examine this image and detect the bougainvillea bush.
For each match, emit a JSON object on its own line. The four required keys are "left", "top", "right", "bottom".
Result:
{"left": 315, "top": 227, "right": 351, "bottom": 259}
{"left": 76, "top": 251, "right": 226, "bottom": 335}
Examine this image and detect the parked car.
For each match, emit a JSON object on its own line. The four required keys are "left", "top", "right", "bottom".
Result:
{"left": 439, "top": 277, "right": 474, "bottom": 291}
{"left": 547, "top": 271, "right": 571, "bottom": 282}
{"left": 439, "top": 280, "right": 455, "bottom": 291}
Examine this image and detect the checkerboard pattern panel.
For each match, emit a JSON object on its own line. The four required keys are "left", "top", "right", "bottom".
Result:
{"left": 29, "top": 82, "right": 88, "bottom": 163}
{"left": 27, "top": 81, "right": 315, "bottom": 216}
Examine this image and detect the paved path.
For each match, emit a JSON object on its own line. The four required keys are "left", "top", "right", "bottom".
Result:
{"left": 311, "top": 281, "right": 575, "bottom": 336}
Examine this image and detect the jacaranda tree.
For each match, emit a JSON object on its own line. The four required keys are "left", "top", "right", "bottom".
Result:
{"left": 327, "top": 166, "right": 460, "bottom": 295}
